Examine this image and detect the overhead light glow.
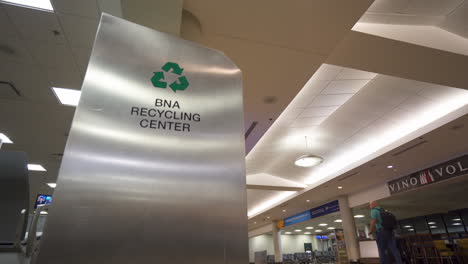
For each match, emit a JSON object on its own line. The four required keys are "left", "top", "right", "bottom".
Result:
{"left": 285, "top": 232, "right": 292, "bottom": 234}
{"left": 253, "top": 222, "right": 256, "bottom": 224}
{"left": 453, "top": 218, "right": 461, "bottom": 221}
{"left": 427, "top": 222, "right": 436, "bottom": 225}
{"left": 404, "top": 225, "right": 412, "bottom": 228}
{"left": 47, "top": 183, "right": 56, "bottom": 188}
{"left": 315, "top": 230, "right": 322, "bottom": 232}
{"left": 334, "top": 219, "right": 342, "bottom": 223}
{"left": 304, "top": 232, "right": 311, "bottom": 234}
{"left": 430, "top": 226, "right": 437, "bottom": 229}
{"left": 248, "top": 191, "right": 296, "bottom": 218}
{"left": 266, "top": 216, "right": 270, "bottom": 219}
{"left": 0, "top": 0, "right": 54, "bottom": 11}
{"left": 337, "top": 186, "right": 343, "bottom": 189}
{"left": 295, "top": 155, "right": 323, "bottom": 167}
{"left": 408, "top": 228, "right": 414, "bottom": 231}
{"left": 306, "top": 227, "right": 314, "bottom": 229}
{"left": 453, "top": 223, "right": 462, "bottom": 226}
{"left": 52, "top": 87, "right": 81, "bottom": 106}
{"left": 294, "top": 230, "right": 302, "bottom": 232}
{"left": 354, "top": 215, "right": 365, "bottom": 218}
{"left": 327, "top": 227, "right": 335, "bottom": 230}
{"left": 306, "top": 200, "right": 310, "bottom": 202}
{"left": 387, "top": 165, "right": 393, "bottom": 169}
{"left": 318, "top": 223, "right": 328, "bottom": 226}
{"left": 0, "top": 133, "right": 13, "bottom": 144}
{"left": 28, "top": 164, "right": 46, "bottom": 171}
{"left": 39, "top": 211, "right": 48, "bottom": 215}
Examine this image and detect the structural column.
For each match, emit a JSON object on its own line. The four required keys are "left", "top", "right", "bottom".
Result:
{"left": 338, "top": 196, "right": 360, "bottom": 262}
{"left": 273, "top": 221, "right": 283, "bottom": 263}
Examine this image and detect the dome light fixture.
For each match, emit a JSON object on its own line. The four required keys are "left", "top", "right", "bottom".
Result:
{"left": 295, "top": 154, "right": 323, "bottom": 167}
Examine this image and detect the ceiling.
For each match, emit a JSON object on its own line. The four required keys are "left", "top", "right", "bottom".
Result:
{"left": 0, "top": 0, "right": 468, "bottom": 222}
{"left": 353, "top": 0, "right": 468, "bottom": 55}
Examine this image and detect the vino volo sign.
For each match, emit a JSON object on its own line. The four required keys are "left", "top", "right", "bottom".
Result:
{"left": 388, "top": 154, "right": 468, "bottom": 195}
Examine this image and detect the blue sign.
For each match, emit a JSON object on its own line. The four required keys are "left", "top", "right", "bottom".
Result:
{"left": 321, "top": 235, "right": 328, "bottom": 239}
{"left": 282, "top": 200, "right": 340, "bottom": 227}
{"left": 310, "top": 200, "right": 339, "bottom": 218}
{"left": 316, "top": 235, "right": 322, "bottom": 239}
{"left": 284, "top": 210, "right": 311, "bottom": 226}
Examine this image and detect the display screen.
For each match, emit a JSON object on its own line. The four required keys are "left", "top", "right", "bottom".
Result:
{"left": 35, "top": 194, "right": 52, "bottom": 208}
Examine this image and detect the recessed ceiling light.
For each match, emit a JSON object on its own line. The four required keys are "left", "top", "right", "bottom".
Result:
{"left": 408, "top": 228, "right": 414, "bottom": 231}
{"left": 47, "top": 183, "right": 56, "bottom": 188}
{"left": 337, "top": 186, "right": 343, "bottom": 189}
{"left": 304, "top": 232, "right": 311, "bottom": 234}
{"left": 354, "top": 215, "right": 365, "bottom": 218}
{"left": 52, "top": 87, "right": 81, "bottom": 106}
{"left": 453, "top": 218, "right": 461, "bottom": 221}
{"left": 266, "top": 216, "right": 270, "bottom": 219}
{"left": 294, "top": 229, "right": 302, "bottom": 232}
{"left": 387, "top": 165, "right": 393, "bottom": 169}
{"left": 453, "top": 223, "right": 462, "bottom": 226}
{"left": 0, "top": 0, "right": 53, "bottom": 11}
{"left": 315, "top": 230, "right": 322, "bottom": 232}
{"left": 430, "top": 226, "right": 437, "bottom": 229}
{"left": 253, "top": 222, "right": 256, "bottom": 224}
{"left": 294, "top": 155, "right": 323, "bottom": 167}
{"left": 327, "top": 227, "right": 335, "bottom": 230}
{"left": 334, "top": 219, "right": 342, "bottom": 223}
{"left": 282, "top": 209, "right": 286, "bottom": 212}
{"left": 305, "top": 227, "right": 314, "bottom": 229}
{"left": 404, "top": 225, "right": 412, "bottom": 228}
{"left": 428, "top": 222, "right": 436, "bottom": 225}
{"left": 318, "top": 223, "right": 328, "bottom": 226}
{"left": 40, "top": 211, "right": 48, "bottom": 215}
{"left": 0, "top": 133, "right": 13, "bottom": 144}
{"left": 28, "top": 164, "right": 46, "bottom": 171}
{"left": 285, "top": 232, "right": 292, "bottom": 234}
{"left": 306, "top": 200, "right": 310, "bottom": 202}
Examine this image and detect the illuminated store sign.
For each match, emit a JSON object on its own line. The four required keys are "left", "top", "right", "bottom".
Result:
{"left": 388, "top": 154, "right": 468, "bottom": 195}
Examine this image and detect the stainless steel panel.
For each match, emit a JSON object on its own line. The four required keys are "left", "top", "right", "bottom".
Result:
{"left": 36, "top": 13, "right": 247, "bottom": 264}
{"left": 0, "top": 151, "right": 29, "bottom": 244}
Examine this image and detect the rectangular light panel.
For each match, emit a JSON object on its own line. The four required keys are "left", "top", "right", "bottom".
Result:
{"left": 47, "top": 183, "right": 57, "bottom": 188}
{"left": 0, "top": 133, "right": 13, "bottom": 144}
{"left": 28, "top": 164, "right": 46, "bottom": 171}
{"left": 52, "top": 87, "right": 81, "bottom": 106}
{"left": 0, "top": 0, "right": 54, "bottom": 11}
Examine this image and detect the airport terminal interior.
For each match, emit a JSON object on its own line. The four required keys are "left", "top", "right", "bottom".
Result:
{"left": 1, "top": 0, "right": 468, "bottom": 264}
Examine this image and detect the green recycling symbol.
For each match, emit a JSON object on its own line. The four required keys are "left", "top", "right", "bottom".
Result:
{"left": 151, "top": 62, "right": 189, "bottom": 92}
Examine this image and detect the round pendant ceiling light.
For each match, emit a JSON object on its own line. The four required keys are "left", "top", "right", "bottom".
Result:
{"left": 294, "top": 154, "right": 323, "bottom": 167}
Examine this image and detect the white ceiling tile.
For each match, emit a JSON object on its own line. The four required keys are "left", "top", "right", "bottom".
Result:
{"left": 52, "top": 0, "right": 100, "bottom": 19}
{"left": 59, "top": 14, "right": 98, "bottom": 49}
{"left": 336, "top": 68, "right": 377, "bottom": 80}
{"left": 0, "top": 36, "right": 34, "bottom": 64}
{"left": 298, "top": 106, "right": 339, "bottom": 118}
{"left": 0, "top": 63, "right": 53, "bottom": 101}
{"left": 3, "top": 4, "right": 65, "bottom": 44}
{"left": 27, "top": 42, "right": 76, "bottom": 68}
{"left": 46, "top": 64, "right": 83, "bottom": 89}
{"left": 289, "top": 80, "right": 328, "bottom": 107}
{"left": 405, "top": 0, "right": 463, "bottom": 16}
{"left": 321, "top": 80, "right": 370, "bottom": 94}
{"left": 0, "top": 5, "right": 17, "bottom": 37}
{"left": 310, "top": 64, "right": 343, "bottom": 81}
{"left": 367, "top": 0, "right": 409, "bottom": 14}
{"left": 309, "top": 94, "right": 354, "bottom": 107}
{"left": 290, "top": 117, "right": 326, "bottom": 127}
{"left": 398, "top": 95, "right": 434, "bottom": 112}
{"left": 417, "top": 84, "right": 468, "bottom": 101}
{"left": 71, "top": 46, "right": 92, "bottom": 74}
{"left": 280, "top": 107, "right": 305, "bottom": 119}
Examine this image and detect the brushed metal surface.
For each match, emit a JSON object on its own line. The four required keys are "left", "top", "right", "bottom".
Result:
{"left": 36, "top": 13, "right": 247, "bottom": 264}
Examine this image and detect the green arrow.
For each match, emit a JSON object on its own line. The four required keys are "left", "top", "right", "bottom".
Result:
{"left": 162, "top": 62, "right": 183, "bottom": 75}
{"left": 151, "top": 71, "right": 167, "bottom": 88}
{"left": 169, "top": 76, "right": 189, "bottom": 92}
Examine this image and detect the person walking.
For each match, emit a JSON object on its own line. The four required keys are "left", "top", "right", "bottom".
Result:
{"left": 368, "top": 201, "right": 403, "bottom": 264}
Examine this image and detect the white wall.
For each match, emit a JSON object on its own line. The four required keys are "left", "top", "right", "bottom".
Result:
{"left": 249, "top": 234, "right": 274, "bottom": 262}
{"left": 348, "top": 183, "right": 390, "bottom": 208}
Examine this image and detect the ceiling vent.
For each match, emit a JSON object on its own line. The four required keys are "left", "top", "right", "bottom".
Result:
{"left": 0, "top": 81, "right": 21, "bottom": 99}
{"left": 245, "top": 121, "right": 258, "bottom": 139}
{"left": 392, "top": 140, "right": 428, "bottom": 157}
